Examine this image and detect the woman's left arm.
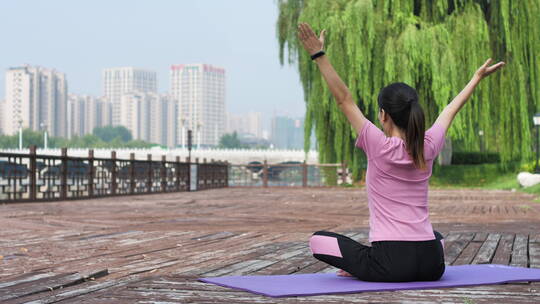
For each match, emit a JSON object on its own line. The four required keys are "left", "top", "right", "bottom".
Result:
{"left": 298, "top": 23, "right": 367, "bottom": 134}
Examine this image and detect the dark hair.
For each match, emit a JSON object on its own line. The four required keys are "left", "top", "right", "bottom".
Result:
{"left": 377, "top": 82, "right": 426, "bottom": 170}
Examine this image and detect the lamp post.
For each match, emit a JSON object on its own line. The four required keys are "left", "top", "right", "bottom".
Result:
{"left": 196, "top": 122, "right": 202, "bottom": 149}
{"left": 40, "top": 122, "right": 48, "bottom": 150}
{"left": 534, "top": 113, "right": 540, "bottom": 173}
{"left": 18, "top": 119, "right": 23, "bottom": 150}
{"left": 181, "top": 118, "right": 187, "bottom": 148}
{"left": 187, "top": 129, "right": 193, "bottom": 161}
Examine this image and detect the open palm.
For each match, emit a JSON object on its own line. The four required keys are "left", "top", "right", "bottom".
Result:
{"left": 297, "top": 22, "right": 325, "bottom": 55}
{"left": 475, "top": 58, "right": 505, "bottom": 79}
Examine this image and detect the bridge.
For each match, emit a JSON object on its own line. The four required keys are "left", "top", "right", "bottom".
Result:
{"left": 0, "top": 147, "right": 320, "bottom": 164}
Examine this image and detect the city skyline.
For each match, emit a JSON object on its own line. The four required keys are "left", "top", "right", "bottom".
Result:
{"left": 1, "top": 63, "right": 308, "bottom": 149}
{"left": 0, "top": 0, "right": 306, "bottom": 122}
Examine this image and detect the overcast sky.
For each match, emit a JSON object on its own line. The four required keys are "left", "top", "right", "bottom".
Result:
{"left": 0, "top": 0, "right": 305, "bottom": 128}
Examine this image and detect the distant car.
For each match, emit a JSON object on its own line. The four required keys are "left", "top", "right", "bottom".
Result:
{"left": 41, "top": 160, "right": 91, "bottom": 178}
{"left": 268, "top": 161, "right": 302, "bottom": 180}
{"left": 246, "top": 161, "right": 263, "bottom": 174}
{"left": 117, "top": 162, "right": 164, "bottom": 180}
{"left": 0, "top": 161, "right": 29, "bottom": 178}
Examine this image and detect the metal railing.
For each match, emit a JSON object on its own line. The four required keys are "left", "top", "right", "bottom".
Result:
{"left": 0, "top": 145, "right": 228, "bottom": 203}
{"left": 228, "top": 161, "right": 351, "bottom": 187}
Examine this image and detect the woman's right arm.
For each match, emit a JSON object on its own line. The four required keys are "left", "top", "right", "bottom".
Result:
{"left": 298, "top": 23, "right": 367, "bottom": 135}
{"left": 434, "top": 58, "right": 505, "bottom": 131}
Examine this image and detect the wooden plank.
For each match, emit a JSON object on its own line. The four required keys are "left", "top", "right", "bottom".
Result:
{"left": 14, "top": 277, "right": 138, "bottom": 304}
{"left": 491, "top": 233, "right": 515, "bottom": 265}
{"left": 202, "top": 259, "right": 276, "bottom": 277}
{"left": 294, "top": 260, "right": 329, "bottom": 274}
{"left": 128, "top": 276, "right": 241, "bottom": 292}
{"left": 529, "top": 233, "right": 540, "bottom": 243}
{"left": 177, "top": 235, "right": 287, "bottom": 275}
{"left": 445, "top": 232, "right": 474, "bottom": 265}
{"left": 256, "top": 252, "right": 313, "bottom": 275}
{"left": 190, "top": 231, "right": 236, "bottom": 241}
{"left": 510, "top": 234, "right": 529, "bottom": 268}
{"left": 472, "top": 233, "right": 501, "bottom": 264}
{"left": 189, "top": 240, "right": 293, "bottom": 274}
{"left": 0, "top": 272, "right": 55, "bottom": 289}
{"left": 443, "top": 232, "right": 461, "bottom": 242}
{"left": 473, "top": 232, "right": 488, "bottom": 242}
{"left": 0, "top": 269, "right": 107, "bottom": 301}
{"left": 93, "top": 288, "right": 279, "bottom": 304}
{"left": 529, "top": 241, "right": 540, "bottom": 268}
{"left": 453, "top": 241, "right": 482, "bottom": 265}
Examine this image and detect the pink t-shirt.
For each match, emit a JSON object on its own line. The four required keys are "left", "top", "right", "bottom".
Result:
{"left": 355, "top": 119, "right": 446, "bottom": 243}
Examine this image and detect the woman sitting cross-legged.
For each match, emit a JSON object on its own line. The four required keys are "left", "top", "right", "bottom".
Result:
{"left": 298, "top": 22, "right": 505, "bottom": 282}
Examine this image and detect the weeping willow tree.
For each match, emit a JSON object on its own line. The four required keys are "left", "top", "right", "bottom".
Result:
{"left": 277, "top": 0, "right": 540, "bottom": 178}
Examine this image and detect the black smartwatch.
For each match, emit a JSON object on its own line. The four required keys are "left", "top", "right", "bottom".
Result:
{"left": 310, "top": 50, "right": 325, "bottom": 60}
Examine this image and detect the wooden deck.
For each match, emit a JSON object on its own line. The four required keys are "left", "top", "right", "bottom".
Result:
{"left": 1, "top": 187, "right": 539, "bottom": 303}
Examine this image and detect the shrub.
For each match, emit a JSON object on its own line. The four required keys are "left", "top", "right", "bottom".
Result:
{"left": 451, "top": 152, "right": 500, "bottom": 165}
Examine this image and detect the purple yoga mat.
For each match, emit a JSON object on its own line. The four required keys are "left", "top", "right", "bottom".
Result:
{"left": 199, "top": 264, "right": 540, "bottom": 297}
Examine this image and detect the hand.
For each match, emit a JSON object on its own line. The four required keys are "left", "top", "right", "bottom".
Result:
{"left": 474, "top": 58, "right": 505, "bottom": 80}
{"left": 297, "top": 22, "right": 325, "bottom": 56}
{"left": 337, "top": 269, "right": 353, "bottom": 277}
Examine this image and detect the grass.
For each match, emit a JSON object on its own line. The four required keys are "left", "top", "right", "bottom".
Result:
{"left": 429, "top": 163, "right": 540, "bottom": 202}
{"left": 477, "top": 173, "right": 540, "bottom": 202}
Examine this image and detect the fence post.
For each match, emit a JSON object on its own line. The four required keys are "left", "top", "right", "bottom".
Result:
{"left": 111, "top": 151, "right": 117, "bottom": 195}
{"left": 29, "top": 145, "right": 37, "bottom": 200}
{"left": 147, "top": 154, "right": 152, "bottom": 193}
{"left": 88, "top": 149, "right": 94, "bottom": 198}
{"left": 263, "top": 160, "right": 268, "bottom": 188}
{"left": 341, "top": 162, "right": 347, "bottom": 185}
{"left": 130, "top": 153, "right": 135, "bottom": 194}
{"left": 195, "top": 157, "right": 200, "bottom": 191}
{"left": 60, "top": 147, "right": 68, "bottom": 200}
{"left": 161, "top": 155, "right": 167, "bottom": 192}
{"left": 302, "top": 160, "right": 307, "bottom": 187}
{"left": 177, "top": 156, "right": 183, "bottom": 191}
{"left": 185, "top": 156, "right": 190, "bottom": 191}
{"left": 225, "top": 161, "right": 229, "bottom": 187}
{"left": 210, "top": 158, "right": 214, "bottom": 189}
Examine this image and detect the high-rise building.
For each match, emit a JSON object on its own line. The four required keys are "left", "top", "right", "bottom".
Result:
{"left": 67, "top": 94, "right": 112, "bottom": 137}
{"left": 120, "top": 92, "right": 177, "bottom": 147}
{"left": 102, "top": 67, "right": 157, "bottom": 126}
{"left": 271, "top": 116, "right": 304, "bottom": 149}
{"left": 120, "top": 93, "right": 149, "bottom": 142}
{"left": 3, "top": 66, "right": 68, "bottom": 137}
{"left": 226, "top": 111, "right": 262, "bottom": 138}
{"left": 148, "top": 93, "right": 177, "bottom": 148}
{"left": 0, "top": 100, "right": 4, "bottom": 134}
{"left": 170, "top": 64, "right": 225, "bottom": 147}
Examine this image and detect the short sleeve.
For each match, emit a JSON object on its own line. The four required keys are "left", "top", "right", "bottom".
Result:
{"left": 355, "top": 120, "right": 386, "bottom": 160}
{"left": 424, "top": 123, "right": 446, "bottom": 160}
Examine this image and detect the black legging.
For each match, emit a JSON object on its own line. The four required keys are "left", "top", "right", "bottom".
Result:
{"left": 309, "top": 230, "right": 445, "bottom": 282}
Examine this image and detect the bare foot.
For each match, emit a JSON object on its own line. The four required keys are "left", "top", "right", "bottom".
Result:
{"left": 337, "top": 269, "right": 353, "bottom": 277}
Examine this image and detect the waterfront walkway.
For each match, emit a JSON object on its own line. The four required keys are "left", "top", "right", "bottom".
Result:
{"left": 1, "top": 187, "right": 539, "bottom": 303}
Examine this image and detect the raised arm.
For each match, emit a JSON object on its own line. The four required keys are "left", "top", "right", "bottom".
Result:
{"left": 298, "top": 23, "right": 367, "bottom": 134}
{"left": 434, "top": 58, "right": 505, "bottom": 131}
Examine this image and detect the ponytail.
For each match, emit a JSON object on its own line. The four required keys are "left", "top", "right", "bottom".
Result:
{"left": 378, "top": 82, "right": 427, "bottom": 170}
{"left": 406, "top": 101, "right": 426, "bottom": 170}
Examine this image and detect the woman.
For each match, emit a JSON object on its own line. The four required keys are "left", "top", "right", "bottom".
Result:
{"left": 298, "top": 23, "right": 505, "bottom": 282}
